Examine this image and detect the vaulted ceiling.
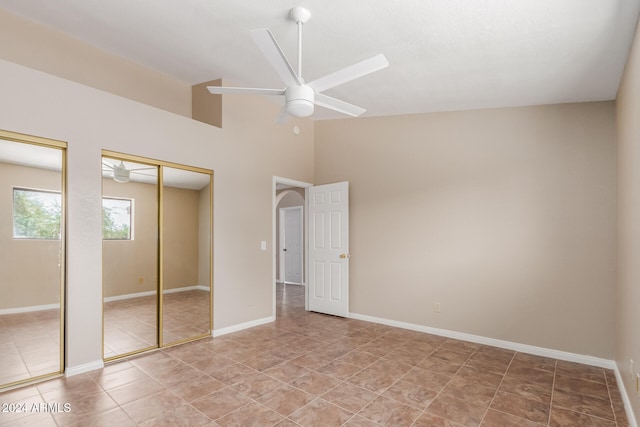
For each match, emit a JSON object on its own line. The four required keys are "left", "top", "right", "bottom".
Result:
{"left": 1, "top": 0, "right": 638, "bottom": 119}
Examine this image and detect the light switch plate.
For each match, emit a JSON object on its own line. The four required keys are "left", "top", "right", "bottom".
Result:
{"left": 261, "top": 241, "right": 267, "bottom": 251}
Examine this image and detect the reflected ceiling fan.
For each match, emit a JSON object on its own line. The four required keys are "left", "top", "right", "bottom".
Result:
{"left": 102, "top": 160, "right": 156, "bottom": 183}
{"left": 207, "top": 7, "right": 389, "bottom": 123}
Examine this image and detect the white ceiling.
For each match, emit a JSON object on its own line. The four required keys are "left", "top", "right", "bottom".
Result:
{"left": 0, "top": 1, "right": 639, "bottom": 119}
{"left": 0, "top": 139, "right": 62, "bottom": 170}
{"left": 0, "top": 139, "right": 210, "bottom": 189}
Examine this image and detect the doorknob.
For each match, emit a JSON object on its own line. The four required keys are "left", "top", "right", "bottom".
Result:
{"left": 283, "top": 248, "right": 287, "bottom": 251}
{"left": 340, "top": 253, "right": 350, "bottom": 259}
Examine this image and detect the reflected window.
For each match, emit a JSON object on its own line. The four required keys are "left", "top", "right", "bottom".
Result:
{"left": 103, "top": 197, "right": 133, "bottom": 240}
{"left": 12, "top": 187, "right": 61, "bottom": 239}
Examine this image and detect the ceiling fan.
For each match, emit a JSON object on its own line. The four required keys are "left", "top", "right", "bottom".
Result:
{"left": 102, "top": 159, "right": 156, "bottom": 183}
{"left": 207, "top": 7, "right": 389, "bottom": 123}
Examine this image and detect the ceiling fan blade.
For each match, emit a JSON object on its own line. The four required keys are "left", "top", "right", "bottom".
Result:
{"left": 250, "top": 28, "right": 301, "bottom": 87}
{"left": 314, "top": 93, "right": 366, "bottom": 117}
{"left": 207, "top": 86, "right": 285, "bottom": 96}
{"left": 308, "top": 53, "right": 389, "bottom": 93}
{"left": 274, "top": 105, "right": 289, "bottom": 124}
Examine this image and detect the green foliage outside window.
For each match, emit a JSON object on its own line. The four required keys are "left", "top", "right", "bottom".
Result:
{"left": 102, "top": 198, "right": 132, "bottom": 240}
{"left": 13, "top": 188, "right": 61, "bottom": 239}
{"left": 13, "top": 188, "right": 132, "bottom": 240}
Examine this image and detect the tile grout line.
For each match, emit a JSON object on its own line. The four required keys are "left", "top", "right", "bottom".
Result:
{"left": 188, "top": 328, "right": 377, "bottom": 425}
{"left": 407, "top": 339, "right": 477, "bottom": 426}
{"left": 604, "top": 369, "right": 621, "bottom": 427}
{"left": 546, "top": 359, "right": 557, "bottom": 426}
{"left": 476, "top": 350, "right": 517, "bottom": 426}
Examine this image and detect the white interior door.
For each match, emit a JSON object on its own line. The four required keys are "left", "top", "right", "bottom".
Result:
{"left": 308, "top": 181, "right": 349, "bottom": 317}
{"left": 282, "top": 206, "right": 303, "bottom": 284}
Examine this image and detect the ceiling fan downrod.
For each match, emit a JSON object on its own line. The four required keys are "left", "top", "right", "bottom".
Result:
{"left": 289, "top": 7, "right": 311, "bottom": 79}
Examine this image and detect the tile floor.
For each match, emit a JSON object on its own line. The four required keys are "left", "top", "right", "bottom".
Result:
{"left": 104, "top": 289, "right": 210, "bottom": 358}
{"left": 0, "top": 289, "right": 210, "bottom": 386}
{"left": 0, "top": 308, "right": 61, "bottom": 386}
{"left": 0, "top": 283, "right": 630, "bottom": 426}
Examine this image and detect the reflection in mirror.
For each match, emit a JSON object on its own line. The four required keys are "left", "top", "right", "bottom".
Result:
{"left": 102, "top": 156, "right": 159, "bottom": 359}
{"left": 162, "top": 167, "right": 212, "bottom": 345}
{"left": 0, "top": 134, "right": 65, "bottom": 388}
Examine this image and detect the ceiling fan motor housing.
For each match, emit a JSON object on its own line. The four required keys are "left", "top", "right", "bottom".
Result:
{"left": 285, "top": 84, "right": 314, "bottom": 117}
{"left": 113, "top": 167, "right": 130, "bottom": 183}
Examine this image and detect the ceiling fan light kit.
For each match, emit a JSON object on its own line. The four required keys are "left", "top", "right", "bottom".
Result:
{"left": 285, "top": 84, "right": 314, "bottom": 117}
{"left": 103, "top": 160, "right": 157, "bottom": 184}
{"left": 207, "top": 7, "right": 388, "bottom": 123}
{"left": 113, "top": 167, "right": 130, "bottom": 183}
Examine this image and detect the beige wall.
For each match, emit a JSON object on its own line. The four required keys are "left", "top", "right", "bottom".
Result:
{"left": 0, "top": 57, "right": 314, "bottom": 369}
{"left": 163, "top": 186, "right": 200, "bottom": 291}
{"left": 193, "top": 80, "right": 222, "bottom": 128}
{"left": 0, "top": 8, "right": 191, "bottom": 117}
{"left": 616, "top": 17, "right": 640, "bottom": 421}
{"left": 315, "top": 102, "right": 617, "bottom": 359}
{"left": 0, "top": 162, "right": 62, "bottom": 309}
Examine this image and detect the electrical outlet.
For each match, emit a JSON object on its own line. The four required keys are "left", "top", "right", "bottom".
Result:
{"left": 434, "top": 302, "right": 441, "bottom": 313}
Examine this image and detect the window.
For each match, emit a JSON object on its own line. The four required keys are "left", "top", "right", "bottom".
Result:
{"left": 103, "top": 197, "right": 133, "bottom": 240}
{"left": 13, "top": 188, "right": 61, "bottom": 239}
{"left": 12, "top": 189, "right": 133, "bottom": 240}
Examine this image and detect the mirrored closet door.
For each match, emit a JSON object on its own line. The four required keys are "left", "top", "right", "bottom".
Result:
{"left": 102, "top": 154, "right": 159, "bottom": 360}
{"left": 161, "top": 167, "right": 212, "bottom": 346}
{"left": 0, "top": 130, "right": 66, "bottom": 389}
{"left": 102, "top": 151, "right": 212, "bottom": 360}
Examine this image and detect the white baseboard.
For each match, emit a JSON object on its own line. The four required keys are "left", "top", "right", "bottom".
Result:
{"left": 0, "top": 303, "right": 60, "bottom": 315}
{"left": 349, "top": 312, "right": 614, "bottom": 369}
{"left": 65, "top": 360, "right": 104, "bottom": 377}
{"left": 104, "top": 285, "right": 209, "bottom": 302}
{"left": 614, "top": 364, "right": 639, "bottom": 427}
{"left": 163, "top": 285, "right": 209, "bottom": 294}
{"left": 350, "top": 312, "right": 640, "bottom": 424}
{"left": 212, "top": 316, "right": 274, "bottom": 337}
{"left": 104, "top": 290, "right": 156, "bottom": 303}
